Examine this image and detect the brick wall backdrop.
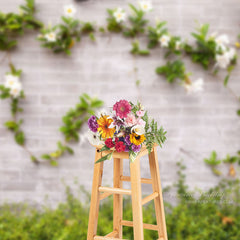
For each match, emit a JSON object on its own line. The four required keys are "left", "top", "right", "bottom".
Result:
{"left": 0, "top": 0, "right": 239, "bottom": 206}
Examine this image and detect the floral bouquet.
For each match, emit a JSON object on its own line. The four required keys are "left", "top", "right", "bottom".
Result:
{"left": 87, "top": 100, "right": 166, "bottom": 163}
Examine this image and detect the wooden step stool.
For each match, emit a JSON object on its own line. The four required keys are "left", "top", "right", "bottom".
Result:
{"left": 87, "top": 145, "right": 168, "bottom": 240}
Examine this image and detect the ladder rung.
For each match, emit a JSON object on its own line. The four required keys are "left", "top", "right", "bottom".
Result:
{"left": 121, "top": 220, "right": 158, "bottom": 231}
{"left": 99, "top": 192, "right": 112, "bottom": 200}
{"left": 120, "top": 176, "right": 152, "bottom": 184}
{"left": 142, "top": 192, "right": 159, "bottom": 205}
{"left": 99, "top": 186, "right": 132, "bottom": 195}
{"left": 94, "top": 236, "right": 127, "bottom": 240}
{"left": 105, "top": 230, "right": 118, "bottom": 237}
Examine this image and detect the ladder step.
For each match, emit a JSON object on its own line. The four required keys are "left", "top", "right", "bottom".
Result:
{"left": 121, "top": 220, "right": 158, "bottom": 231}
{"left": 120, "top": 176, "right": 152, "bottom": 184}
{"left": 142, "top": 192, "right": 159, "bottom": 205}
{"left": 99, "top": 186, "right": 132, "bottom": 195}
{"left": 94, "top": 236, "right": 127, "bottom": 240}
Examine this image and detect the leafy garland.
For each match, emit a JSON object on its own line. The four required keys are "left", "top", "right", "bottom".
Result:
{"left": 0, "top": 65, "right": 103, "bottom": 165}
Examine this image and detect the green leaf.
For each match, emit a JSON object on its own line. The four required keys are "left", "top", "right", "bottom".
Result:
{"left": 224, "top": 75, "right": 229, "bottom": 86}
{"left": 5, "top": 121, "right": 18, "bottom": 131}
{"left": 95, "top": 152, "right": 113, "bottom": 164}
{"left": 15, "top": 131, "right": 25, "bottom": 145}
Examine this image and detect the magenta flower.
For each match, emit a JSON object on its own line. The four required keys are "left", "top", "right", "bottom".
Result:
{"left": 88, "top": 115, "right": 98, "bottom": 132}
{"left": 113, "top": 100, "right": 132, "bottom": 119}
{"left": 132, "top": 144, "right": 141, "bottom": 152}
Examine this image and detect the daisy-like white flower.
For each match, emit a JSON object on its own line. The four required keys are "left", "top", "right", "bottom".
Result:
{"left": 4, "top": 74, "right": 20, "bottom": 89}
{"left": 215, "top": 34, "right": 229, "bottom": 52}
{"left": 139, "top": 0, "right": 153, "bottom": 12}
{"left": 45, "top": 32, "right": 57, "bottom": 42}
{"left": 226, "top": 47, "right": 236, "bottom": 60}
{"left": 184, "top": 78, "right": 204, "bottom": 94}
{"left": 159, "top": 35, "right": 170, "bottom": 48}
{"left": 87, "top": 130, "right": 103, "bottom": 146}
{"left": 63, "top": 5, "right": 76, "bottom": 17}
{"left": 175, "top": 40, "right": 182, "bottom": 50}
{"left": 216, "top": 53, "right": 231, "bottom": 69}
{"left": 113, "top": 8, "right": 126, "bottom": 23}
{"left": 10, "top": 81, "right": 22, "bottom": 98}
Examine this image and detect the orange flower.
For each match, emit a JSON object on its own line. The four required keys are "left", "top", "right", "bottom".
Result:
{"left": 97, "top": 115, "right": 115, "bottom": 139}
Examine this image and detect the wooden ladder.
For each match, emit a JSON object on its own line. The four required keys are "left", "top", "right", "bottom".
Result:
{"left": 87, "top": 145, "right": 168, "bottom": 240}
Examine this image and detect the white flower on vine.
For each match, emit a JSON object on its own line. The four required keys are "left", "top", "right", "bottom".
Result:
{"left": 159, "top": 35, "right": 170, "bottom": 48}
{"left": 87, "top": 130, "right": 103, "bottom": 146}
{"left": 4, "top": 74, "right": 20, "bottom": 89}
{"left": 184, "top": 78, "right": 204, "bottom": 94}
{"left": 63, "top": 5, "right": 76, "bottom": 17}
{"left": 175, "top": 40, "right": 182, "bottom": 50}
{"left": 139, "top": 0, "right": 153, "bottom": 12}
{"left": 45, "top": 32, "right": 57, "bottom": 42}
{"left": 10, "top": 82, "right": 22, "bottom": 98}
{"left": 226, "top": 47, "right": 236, "bottom": 60}
{"left": 216, "top": 52, "right": 231, "bottom": 69}
{"left": 113, "top": 8, "right": 126, "bottom": 23}
{"left": 215, "top": 34, "right": 229, "bottom": 52}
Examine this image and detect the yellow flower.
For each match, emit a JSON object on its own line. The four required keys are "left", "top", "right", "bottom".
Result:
{"left": 235, "top": 42, "right": 240, "bottom": 48}
{"left": 97, "top": 115, "right": 115, "bottom": 139}
{"left": 129, "top": 133, "right": 146, "bottom": 145}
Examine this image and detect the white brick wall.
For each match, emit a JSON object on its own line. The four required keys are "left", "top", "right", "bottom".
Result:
{"left": 0, "top": 0, "right": 239, "bottom": 206}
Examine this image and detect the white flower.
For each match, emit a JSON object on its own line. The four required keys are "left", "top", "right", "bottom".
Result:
{"left": 63, "top": 5, "right": 76, "bottom": 17}
{"left": 45, "top": 32, "right": 57, "bottom": 42}
{"left": 97, "top": 108, "right": 108, "bottom": 118}
{"left": 216, "top": 53, "right": 231, "bottom": 69}
{"left": 4, "top": 74, "right": 20, "bottom": 89}
{"left": 159, "top": 35, "right": 170, "bottom": 48}
{"left": 10, "top": 82, "right": 22, "bottom": 98}
{"left": 139, "top": 0, "right": 153, "bottom": 12}
{"left": 131, "top": 125, "right": 145, "bottom": 135}
{"left": 215, "top": 34, "right": 230, "bottom": 46}
{"left": 87, "top": 130, "right": 102, "bottom": 146}
{"left": 226, "top": 48, "right": 236, "bottom": 60}
{"left": 175, "top": 40, "right": 182, "bottom": 50}
{"left": 113, "top": 8, "right": 126, "bottom": 23}
{"left": 215, "top": 34, "right": 229, "bottom": 52}
{"left": 184, "top": 78, "right": 204, "bottom": 94}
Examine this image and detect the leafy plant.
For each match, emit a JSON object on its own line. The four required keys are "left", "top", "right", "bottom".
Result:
{"left": 0, "top": 0, "right": 42, "bottom": 51}
{"left": 37, "top": 17, "right": 95, "bottom": 55}
{"left": 123, "top": 4, "right": 148, "bottom": 37}
{"left": 60, "top": 94, "right": 104, "bottom": 142}
{"left": 106, "top": 9, "right": 124, "bottom": 33}
{"left": 130, "top": 40, "right": 149, "bottom": 55}
{"left": 156, "top": 60, "right": 186, "bottom": 83}
{"left": 204, "top": 151, "right": 222, "bottom": 176}
{"left": 147, "top": 21, "right": 168, "bottom": 48}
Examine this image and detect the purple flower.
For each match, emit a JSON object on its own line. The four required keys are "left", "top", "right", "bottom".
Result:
{"left": 132, "top": 144, "right": 141, "bottom": 152}
{"left": 125, "top": 135, "right": 131, "bottom": 146}
{"left": 113, "top": 116, "right": 124, "bottom": 127}
{"left": 124, "top": 145, "right": 130, "bottom": 152}
{"left": 88, "top": 116, "right": 98, "bottom": 132}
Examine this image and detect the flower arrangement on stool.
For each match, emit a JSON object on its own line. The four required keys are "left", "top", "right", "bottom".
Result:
{"left": 87, "top": 99, "right": 167, "bottom": 162}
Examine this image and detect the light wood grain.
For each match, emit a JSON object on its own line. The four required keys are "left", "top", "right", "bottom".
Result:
{"left": 113, "top": 158, "right": 123, "bottom": 238}
{"left": 99, "top": 186, "right": 131, "bottom": 195}
{"left": 149, "top": 147, "right": 168, "bottom": 240}
{"left": 130, "top": 157, "right": 144, "bottom": 240}
{"left": 87, "top": 150, "right": 104, "bottom": 240}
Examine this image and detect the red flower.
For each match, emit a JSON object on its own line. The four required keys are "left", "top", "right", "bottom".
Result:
{"left": 105, "top": 138, "right": 115, "bottom": 148}
{"left": 115, "top": 141, "right": 125, "bottom": 152}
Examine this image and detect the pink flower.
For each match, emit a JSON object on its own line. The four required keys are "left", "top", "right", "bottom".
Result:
{"left": 136, "top": 110, "right": 145, "bottom": 117}
{"left": 113, "top": 100, "right": 131, "bottom": 119}
{"left": 137, "top": 118, "right": 146, "bottom": 127}
{"left": 125, "top": 113, "right": 137, "bottom": 126}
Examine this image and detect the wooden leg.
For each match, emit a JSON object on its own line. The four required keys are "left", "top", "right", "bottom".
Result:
{"left": 149, "top": 147, "right": 168, "bottom": 240}
{"left": 87, "top": 150, "right": 104, "bottom": 240}
{"left": 130, "top": 157, "right": 144, "bottom": 240}
{"left": 113, "top": 158, "right": 123, "bottom": 238}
